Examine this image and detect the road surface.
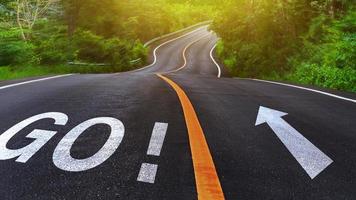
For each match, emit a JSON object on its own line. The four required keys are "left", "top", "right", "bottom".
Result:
{"left": 0, "top": 26, "right": 355, "bottom": 200}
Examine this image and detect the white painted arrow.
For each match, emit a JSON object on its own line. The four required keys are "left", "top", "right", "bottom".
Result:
{"left": 255, "top": 106, "right": 333, "bottom": 179}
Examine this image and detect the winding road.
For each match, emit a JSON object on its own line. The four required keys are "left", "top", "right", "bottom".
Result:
{"left": 0, "top": 25, "right": 356, "bottom": 200}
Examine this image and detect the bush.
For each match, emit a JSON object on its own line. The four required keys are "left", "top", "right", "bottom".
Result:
{"left": 103, "top": 38, "right": 131, "bottom": 67}
{"left": 73, "top": 29, "right": 106, "bottom": 63}
{"left": 32, "top": 21, "right": 71, "bottom": 64}
{"left": 0, "top": 40, "right": 38, "bottom": 65}
{"left": 72, "top": 29, "right": 147, "bottom": 71}
{"left": 131, "top": 42, "right": 147, "bottom": 63}
{"left": 102, "top": 38, "right": 146, "bottom": 70}
{"left": 288, "top": 64, "right": 356, "bottom": 92}
{"left": 0, "top": 27, "right": 38, "bottom": 65}
{"left": 35, "top": 37, "right": 69, "bottom": 64}
{"left": 287, "top": 9, "right": 356, "bottom": 92}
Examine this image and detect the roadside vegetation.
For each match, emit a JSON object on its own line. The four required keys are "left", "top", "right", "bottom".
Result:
{"left": 1, "top": 0, "right": 354, "bottom": 92}
{"left": 212, "top": 0, "right": 355, "bottom": 92}
{"left": 0, "top": 0, "right": 216, "bottom": 80}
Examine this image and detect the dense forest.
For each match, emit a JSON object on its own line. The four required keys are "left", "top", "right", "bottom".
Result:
{"left": 0, "top": 0, "right": 355, "bottom": 91}
{"left": 0, "top": 0, "right": 215, "bottom": 78}
{"left": 212, "top": 0, "right": 355, "bottom": 92}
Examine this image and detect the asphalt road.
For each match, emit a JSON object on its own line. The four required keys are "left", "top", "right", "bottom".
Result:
{"left": 0, "top": 26, "right": 356, "bottom": 200}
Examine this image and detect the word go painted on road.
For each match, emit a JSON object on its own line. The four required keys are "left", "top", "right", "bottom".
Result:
{"left": 0, "top": 112, "right": 168, "bottom": 180}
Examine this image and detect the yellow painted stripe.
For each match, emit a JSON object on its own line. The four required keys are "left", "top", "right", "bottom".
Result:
{"left": 157, "top": 74, "right": 225, "bottom": 200}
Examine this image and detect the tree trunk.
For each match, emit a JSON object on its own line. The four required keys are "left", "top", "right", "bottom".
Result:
{"left": 16, "top": 0, "right": 26, "bottom": 40}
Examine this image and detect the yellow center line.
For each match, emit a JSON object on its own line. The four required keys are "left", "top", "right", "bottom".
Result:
{"left": 157, "top": 74, "right": 225, "bottom": 200}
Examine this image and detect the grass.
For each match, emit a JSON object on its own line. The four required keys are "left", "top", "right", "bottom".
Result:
{"left": 0, "top": 65, "right": 132, "bottom": 81}
{"left": 0, "top": 66, "right": 56, "bottom": 80}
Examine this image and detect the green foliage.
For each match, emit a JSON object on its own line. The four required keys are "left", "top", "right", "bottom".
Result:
{"left": 212, "top": 0, "right": 313, "bottom": 77}
{"left": 287, "top": 9, "right": 356, "bottom": 92}
{"left": 100, "top": 37, "right": 139, "bottom": 70}
{"left": 0, "top": 66, "right": 54, "bottom": 80}
{"left": 73, "top": 30, "right": 106, "bottom": 63}
{"left": 2, "top": 0, "right": 354, "bottom": 93}
{"left": 60, "top": 0, "right": 215, "bottom": 69}
{"left": 0, "top": 27, "right": 38, "bottom": 65}
{"left": 102, "top": 38, "right": 146, "bottom": 69}
{"left": 35, "top": 37, "right": 69, "bottom": 64}
{"left": 0, "top": 65, "right": 117, "bottom": 80}
{"left": 0, "top": 1, "right": 15, "bottom": 23}
{"left": 288, "top": 64, "right": 356, "bottom": 92}
{"left": 1, "top": 0, "right": 216, "bottom": 78}
{"left": 72, "top": 29, "right": 146, "bottom": 69}
{"left": 0, "top": 27, "right": 23, "bottom": 39}
{"left": 0, "top": 41, "right": 38, "bottom": 65}
{"left": 212, "top": 0, "right": 355, "bottom": 92}
{"left": 63, "top": 0, "right": 216, "bottom": 41}
{"left": 32, "top": 20, "right": 71, "bottom": 64}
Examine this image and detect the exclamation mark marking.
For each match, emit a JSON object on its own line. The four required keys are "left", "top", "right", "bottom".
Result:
{"left": 137, "top": 122, "right": 168, "bottom": 184}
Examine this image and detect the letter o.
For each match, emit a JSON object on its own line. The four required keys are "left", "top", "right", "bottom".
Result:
{"left": 53, "top": 117, "right": 124, "bottom": 172}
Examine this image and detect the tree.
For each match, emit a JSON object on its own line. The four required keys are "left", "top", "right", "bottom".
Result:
{"left": 61, "top": 0, "right": 85, "bottom": 37}
{"left": 16, "top": 0, "right": 58, "bottom": 40}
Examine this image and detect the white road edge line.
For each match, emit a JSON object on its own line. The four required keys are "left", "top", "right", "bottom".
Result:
{"left": 131, "top": 26, "right": 208, "bottom": 73}
{"left": 165, "top": 33, "right": 210, "bottom": 74}
{"left": 0, "top": 74, "right": 74, "bottom": 90}
{"left": 210, "top": 42, "right": 222, "bottom": 78}
{"left": 249, "top": 78, "right": 356, "bottom": 103}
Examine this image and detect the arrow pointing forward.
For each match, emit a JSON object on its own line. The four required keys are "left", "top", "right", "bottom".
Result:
{"left": 255, "top": 106, "right": 333, "bottom": 179}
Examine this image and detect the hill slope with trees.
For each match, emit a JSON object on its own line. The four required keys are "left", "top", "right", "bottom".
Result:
{"left": 0, "top": 0, "right": 215, "bottom": 79}
{"left": 212, "top": 0, "right": 355, "bottom": 92}
{"left": 1, "top": 0, "right": 354, "bottom": 92}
